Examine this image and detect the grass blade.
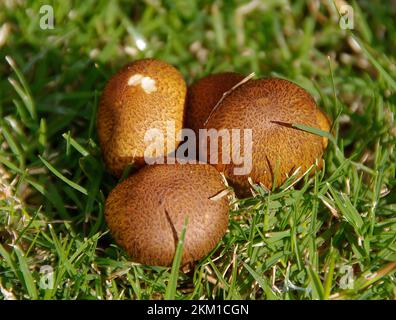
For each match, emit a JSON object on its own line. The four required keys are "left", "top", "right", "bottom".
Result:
{"left": 307, "top": 264, "right": 325, "bottom": 300}
{"left": 323, "top": 249, "right": 336, "bottom": 300}
{"left": 243, "top": 261, "right": 278, "bottom": 300}
{"left": 39, "top": 155, "right": 88, "bottom": 195}
{"left": 165, "top": 217, "right": 188, "bottom": 300}
{"left": 327, "top": 183, "right": 364, "bottom": 235}
{"left": 351, "top": 35, "right": 396, "bottom": 91}
{"left": 14, "top": 246, "right": 38, "bottom": 300}
{"left": 62, "top": 132, "right": 90, "bottom": 157}
{"left": 6, "top": 56, "right": 37, "bottom": 121}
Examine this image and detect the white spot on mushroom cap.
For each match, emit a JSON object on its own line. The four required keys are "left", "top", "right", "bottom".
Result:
{"left": 127, "top": 74, "right": 157, "bottom": 94}
{"left": 128, "top": 74, "right": 143, "bottom": 86}
{"left": 140, "top": 76, "right": 157, "bottom": 93}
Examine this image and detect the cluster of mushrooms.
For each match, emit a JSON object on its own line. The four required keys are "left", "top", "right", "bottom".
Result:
{"left": 97, "top": 59, "right": 330, "bottom": 267}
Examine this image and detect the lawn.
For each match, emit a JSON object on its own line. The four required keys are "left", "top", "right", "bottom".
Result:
{"left": 0, "top": 0, "right": 395, "bottom": 300}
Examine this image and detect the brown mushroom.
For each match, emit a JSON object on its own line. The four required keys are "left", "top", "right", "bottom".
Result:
{"left": 185, "top": 72, "right": 245, "bottom": 135}
{"left": 203, "top": 78, "right": 331, "bottom": 195}
{"left": 105, "top": 163, "right": 229, "bottom": 267}
{"left": 97, "top": 58, "right": 187, "bottom": 176}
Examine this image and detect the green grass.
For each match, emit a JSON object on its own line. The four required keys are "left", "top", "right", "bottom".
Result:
{"left": 0, "top": 0, "right": 395, "bottom": 300}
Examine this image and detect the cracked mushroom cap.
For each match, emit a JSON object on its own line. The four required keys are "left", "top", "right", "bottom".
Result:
{"left": 105, "top": 163, "right": 229, "bottom": 267}
{"left": 97, "top": 58, "right": 187, "bottom": 176}
{"left": 186, "top": 72, "right": 246, "bottom": 135}
{"left": 203, "top": 78, "right": 331, "bottom": 195}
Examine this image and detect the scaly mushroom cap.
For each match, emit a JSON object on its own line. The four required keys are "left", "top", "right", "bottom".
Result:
{"left": 186, "top": 72, "right": 245, "bottom": 135}
{"left": 97, "top": 59, "right": 187, "bottom": 176}
{"left": 105, "top": 163, "right": 229, "bottom": 267}
{"left": 203, "top": 78, "right": 331, "bottom": 195}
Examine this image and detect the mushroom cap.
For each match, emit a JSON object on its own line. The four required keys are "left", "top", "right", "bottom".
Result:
{"left": 105, "top": 163, "right": 229, "bottom": 267}
{"left": 186, "top": 72, "right": 245, "bottom": 135}
{"left": 97, "top": 58, "right": 187, "bottom": 176}
{"left": 203, "top": 78, "right": 331, "bottom": 195}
